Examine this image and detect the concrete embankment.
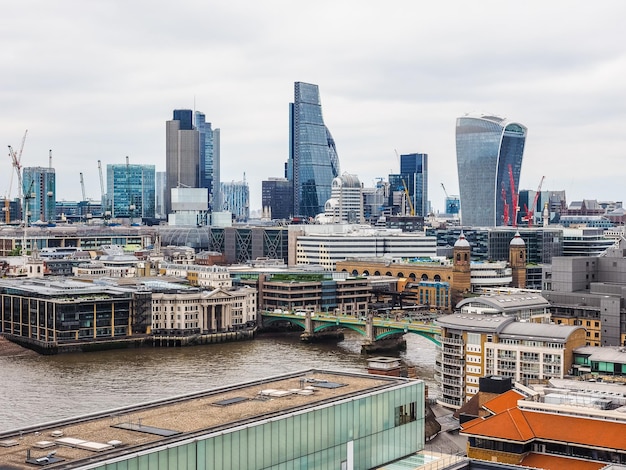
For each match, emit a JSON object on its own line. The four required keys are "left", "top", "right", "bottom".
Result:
{"left": 0, "top": 335, "right": 38, "bottom": 357}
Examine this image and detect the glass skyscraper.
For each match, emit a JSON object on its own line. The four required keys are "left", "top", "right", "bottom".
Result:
{"left": 22, "top": 167, "right": 55, "bottom": 223}
{"left": 288, "top": 82, "right": 340, "bottom": 218}
{"left": 107, "top": 163, "right": 156, "bottom": 219}
{"left": 195, "top": 112, "right": 220, "bottom": 212}
{"left": 456, "top": 114, "right": 527, "bottom": 227}
{"left": 400, "top": 153, "right": 428, "bottom": 217}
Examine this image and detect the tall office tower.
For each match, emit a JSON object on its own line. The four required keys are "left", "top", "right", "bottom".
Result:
{"left": 221, "top": 178, "right": 250, "bottom": 222}
{"left": 456, "top": 114, "right": 527, "bottom": 227}
{"left": 399, "top": 153, "right": 428, "bottom": 217}
{"left": 155, "top": 171, "right": 166, "bottom": 219}
{"left": 106, "top": 164, "right": 156, "bottom": 219}
{"left": 262, "top": 177, "right": 293, "bottom": 220}
{"left": 165, "top": 109, "right": 199, "bottom": 217}
{"left": 288, "top": 82, "right": 340, "bottom": 218}
{"left": 195, "top": 112, "right": 221, "bottom": 211}
{"left": 22, "top": 167, "right": 55, "bottom": 223}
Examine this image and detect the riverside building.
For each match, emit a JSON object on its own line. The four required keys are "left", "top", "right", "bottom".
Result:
{"left": 0, "top": 370, "right": 426, "bottom": 470}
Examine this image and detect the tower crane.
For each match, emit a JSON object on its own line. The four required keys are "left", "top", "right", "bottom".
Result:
{"left": 5, "top": 130, "right": 27, "bottom": 224}
{"left": 501, "top": 185, "right": 509, "bottom": 226}
{"left": 98, "top": 160, "right": 110, "bottom": 219}
{"left": 508, "top": 164, "right": 519, "bottom": 228}
{"left": 523, "top": 176, "right": 545, "bottom": 227}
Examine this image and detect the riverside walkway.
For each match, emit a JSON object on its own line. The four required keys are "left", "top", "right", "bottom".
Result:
{"left": 261, "top": 311, "right": 442, "bottom": 347}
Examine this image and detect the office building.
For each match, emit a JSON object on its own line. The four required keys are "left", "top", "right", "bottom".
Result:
{"left": 288, "top": 81, "right": 340, "bottom": 218}
{"left": 221, "top": 178, "right": 250, "bottom": 222}
{"left": 319, "top": 172, "right": 364, "bottom": 224}
{"left": 165, "top": 109, "right": 200, "bottom": 217}
{"left": 155, "top": 171, "right": 166, "bottom": 219}
{"left": 456, "top": 114, "right": 527, "bottom": 227}
{"left": 0, "top": 370, "right": 425, "bottom": 470}
{"left": 543, "top": 237, "right": 626, "bottom": 347}
{"left": 262, "top": 177, "right": 293, "bottom": 220}
{"left": 106, "top": 163, "right": 155, "bottom": 219}
{"left": 400, "top": 152, "right": 428, "bottom": 217}
{"left": 292, "top": 224, "right": 437, "bottom": 272}
{"left": 22, "top": 166, "right": 56, "bottom": 223}
{"left": 195, "top": 111, "right": 221, "bottom": 211}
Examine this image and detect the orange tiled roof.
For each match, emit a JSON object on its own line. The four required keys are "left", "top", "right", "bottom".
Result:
{"left": 462, "top": 407, "right": 534, "bottom": 442}
{"left": 462, "top": 407, "right": 626, "bottom": 451}
{"left": 482, "top": 389, "right": 524, "bottom": 415}
{"left": 521, "top": 452, "right": 606, "bottom": 470}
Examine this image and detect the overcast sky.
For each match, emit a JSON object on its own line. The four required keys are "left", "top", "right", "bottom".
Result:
{"left": 2, "top": 1, "right": 626, "bottom": 213}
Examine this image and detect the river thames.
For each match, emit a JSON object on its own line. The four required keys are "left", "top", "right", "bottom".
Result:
{"left": 0, "top": 331, "right": 437, "bottom": 433}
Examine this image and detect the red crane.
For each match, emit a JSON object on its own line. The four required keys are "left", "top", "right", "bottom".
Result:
{"left": 523, "top": 176, "right": 545, "bottom": 227}
{"left": 501, "top": 185, "right": 509, "bottom": 226}
{"left": 508, "top": 164, "right": 518, "bottom": 228}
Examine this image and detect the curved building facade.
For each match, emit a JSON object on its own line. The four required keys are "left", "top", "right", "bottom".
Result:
{"left": 456, "top": 114, "right": 527, "bottom": 227}
{"left": 288, "top": 82, "right": 340, "bottom": 218}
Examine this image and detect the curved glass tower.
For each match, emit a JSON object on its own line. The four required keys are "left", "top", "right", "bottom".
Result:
{"left": 456, "top": 114, "right": 527, "bottom": 227}
{"left": 288, "top": 82, "right": 340, "bottom": 218}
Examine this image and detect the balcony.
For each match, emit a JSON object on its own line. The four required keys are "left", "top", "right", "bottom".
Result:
{"left": 443, "top": 347, "right": 463, "bottom": 356}
{"left": 442, "top": 388, "right": 462, "bottom": 397}
{"left": 438, "top": 335, "right": 463, "bottom": 346}
{"left": 442, "top": 356, "right": 465, "bottom": 367}
{"left": 442, "top": 377, "right": 462, "bottom": 387}
{"left": 443, "top": 367, "right": 463, "bottom": 377}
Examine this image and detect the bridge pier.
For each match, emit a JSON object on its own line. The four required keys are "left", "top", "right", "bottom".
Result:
{"left": 300, "top": 311, "right": 344, "bottom": 343}
{"left": 361, "top": 335, "right": 407, "bottom": 354}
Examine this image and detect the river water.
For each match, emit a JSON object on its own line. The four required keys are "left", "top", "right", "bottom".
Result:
{"left": 0, "top": 331, "right": 437, "bottom": 433}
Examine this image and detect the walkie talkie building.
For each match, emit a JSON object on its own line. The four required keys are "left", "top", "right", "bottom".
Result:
{"left": 456, "top": 114, "right": 527, "bottom": 227}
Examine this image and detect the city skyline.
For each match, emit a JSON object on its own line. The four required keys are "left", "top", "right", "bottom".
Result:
{"left": 2, "top": 1, "right": 626, "bottom": 212}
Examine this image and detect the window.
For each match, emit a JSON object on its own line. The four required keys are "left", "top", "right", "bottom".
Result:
{"left": 394, "top": 402, "right": 417, "bottom": 426}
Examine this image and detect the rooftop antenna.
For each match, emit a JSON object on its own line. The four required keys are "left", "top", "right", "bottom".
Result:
{"left": 48, "top": 149, "right": 52, "bottom": 169}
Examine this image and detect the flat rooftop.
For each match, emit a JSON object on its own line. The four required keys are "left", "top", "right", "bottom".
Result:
{"left": 0, "top": 369, "right": 414, "bottom": 469}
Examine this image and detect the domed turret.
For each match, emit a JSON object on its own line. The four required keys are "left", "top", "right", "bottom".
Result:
{"left": 510, "top": 231, "right": 525, "bottom": 247}
{"left": 454, "top": 230, "right": 470, "bottom": 248}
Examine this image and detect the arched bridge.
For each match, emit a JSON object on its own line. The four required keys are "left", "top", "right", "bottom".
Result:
{"left": 261, "top": 311, "right": 441, "bottom": 347}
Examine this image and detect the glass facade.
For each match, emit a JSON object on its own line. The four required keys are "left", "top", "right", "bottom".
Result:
{"left": 107, "top": 164, "right": 156, "bottom": 218}
{"left": 289, "top": 82, "right": 340, "bottom": 218}
{"left": 22, "top": 167, "right": 56, "bottom": 223}
{"left": 83, "top": 382, "right": 424, "bottom": 470}
{"left": 400, "top": 153, "right": 428, "bottom": 217}
{"left": 456, "top": 115, "right": 527, "bottom": 227}
{"left": 195, "top": 112, "right": 219, "bottom": 211}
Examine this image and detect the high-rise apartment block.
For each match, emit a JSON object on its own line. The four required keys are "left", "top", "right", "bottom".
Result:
{"left": 22, "top": 167, "right": 55, "bottom": 223}
{"left": 106, "top": 164, "right": 155, "bottom": 219}
{"left": 456, "top": 114, "right": 527, "bottom": 227}
{"left": 288, "top": 82, "right": 340, "bottom": 218}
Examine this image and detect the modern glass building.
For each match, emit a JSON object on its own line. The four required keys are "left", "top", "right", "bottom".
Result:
{"left": 400, "top": 153, "right": 428, "bottom": 217}
{"left": 456, "top": 114, "right": 527, "bottom": 227}
{"left": 288, "top": 82, "right": 340, "bottom": 218}
{"left": 107, "top": 163, "right": 156, "bottom": 219}
{"left": 221, "top": 178, "right": 250, "bottom": 222}
{"left": 195, "top": 112, "right": 221, "bottom": 211}
{"left": 262, "top": 177, "right": 293, "bottom": 220}
{"left": 22, "top": 166, "right": 56, "bottom": 223}
{"left": 0, "top": 370, "right": 425, "bottom": 470}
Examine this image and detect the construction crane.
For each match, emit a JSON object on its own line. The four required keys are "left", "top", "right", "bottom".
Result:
{"left": 401, "top": 178, "right": 414, "bottom": 216}
{"left": 523, "top": 176, "right": 545, "bottom": 227}
{"left": 5, "top": 130, "right": 27, "bottom": 224}
{"left": 508, "top": 164, "right": 519, "bottom": 228}
{"left": 501, "top": 185, "right": 510, "bottom": 226}
{"left": 97, "top": 160, "right": 111, "bottom": 219}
